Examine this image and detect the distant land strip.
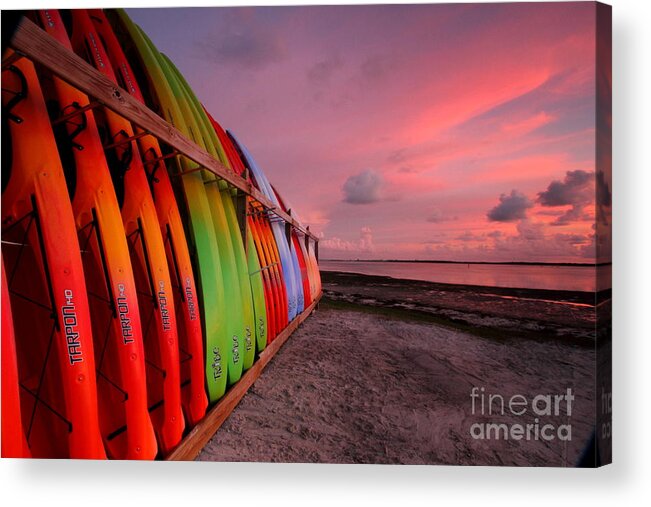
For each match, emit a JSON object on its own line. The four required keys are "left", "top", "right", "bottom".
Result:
{"left": 322, "top": 259, "right": 611, "bottom": 267}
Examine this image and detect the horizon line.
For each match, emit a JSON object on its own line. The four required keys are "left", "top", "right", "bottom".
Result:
{"left": 320, "top": 259, "right": 610, "bottom": 267}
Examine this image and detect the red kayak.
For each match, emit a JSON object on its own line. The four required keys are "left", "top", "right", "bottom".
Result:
{"left": 2, "top": 52, "right": 105, "bottom": 459}
{"left": 1, "top": 255, "right": 31, "bottom": 458}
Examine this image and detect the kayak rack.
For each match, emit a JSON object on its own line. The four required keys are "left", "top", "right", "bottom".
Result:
{"left": 6, "top": 16, "right": 322, "bottom": 460}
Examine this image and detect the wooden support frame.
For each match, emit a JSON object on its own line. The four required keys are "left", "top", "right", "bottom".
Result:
{"left": 165, "top": 293, "right": 322, "bottom": 461}
{"left": 7, "top": 17, "right": 318, "bottom": 241}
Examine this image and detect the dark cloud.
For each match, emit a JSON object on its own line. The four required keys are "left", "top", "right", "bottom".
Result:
{"left": 552, "top": 206, "right": 591, "bottom": 226}
{"left": 456, "top": 231, "right": 483, "bottom": 242}
{"left": 487, "top": 190, "right": 533, "bottom": 222}
{"left": 387, "top": 148, "right": 408, "bottom": 163}
{"left": 537, "top": 170, "right": 594, "bottom": 225}
{"left": 555, "top": 233, "right": 589, "bottom": 246}
{"left": 426, "top": 209, "right": 458, "bottom": 223}
{"left": 596, "top": 169, "right": 612, "bottom": 227}
{"left": 537, "top": 209, "right": 565, "bottom": 217}
{"left": 595, "top": 170, "right": 611, "bottom": 262}
{"left": 596, "top": 170, "right": 611, "bottom": 208}
{"left": 538, "top": 170, "right": 592, "bottom": 206}
{"left": 307, "top": 55, "right": 343, "bottom": 85}
{"left": 342, "top": 169, "right": 383, "bottom": 204}
{"left": 360, "top": 55, "right": 392, "bottom": 81}
{"left": 198, "top": 30, "right": 287, "bottom": 70}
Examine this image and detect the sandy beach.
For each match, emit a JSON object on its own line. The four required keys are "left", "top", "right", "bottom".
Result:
{"left": 197, "top": 272, "right": 597, "bottom": 466}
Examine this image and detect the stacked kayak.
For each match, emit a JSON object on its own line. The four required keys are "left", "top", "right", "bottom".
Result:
{"left": 2, "top": 49, "right": 106, "bottom": 459}
{"left": 1, "top": 8, "right": 321, "bottom": 459}
{"left": 36, "top": 9, "right": 160, "bottom": 459}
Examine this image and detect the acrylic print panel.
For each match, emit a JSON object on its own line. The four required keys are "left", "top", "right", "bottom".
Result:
{"left": 1, "top": 2, "right": 611, "bottom": 466}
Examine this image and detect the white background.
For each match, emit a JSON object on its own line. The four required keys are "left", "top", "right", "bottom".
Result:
{"left": 1, "top": 0, "right": 649, "bottom": 505}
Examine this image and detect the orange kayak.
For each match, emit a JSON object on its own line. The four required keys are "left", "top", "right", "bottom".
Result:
{"left": 248, "top": 211, "right": 277, "bottom": 342}
{"left": 34, "top": 10, "right": 157, "bottom": 459}
{"left": 255, "top": 212, "right": 289, "bottom": 339}
{"left": 1, "top": 53, "right": 105, "bottom": 459}
{"left": 67, "top": 8, "right": 185, "bottom": 454}
{"left": 88, "top": 8, "right": 207, "bottom": 427}
{"left": 252, "top": 211, "right": 287, "bottom": 339}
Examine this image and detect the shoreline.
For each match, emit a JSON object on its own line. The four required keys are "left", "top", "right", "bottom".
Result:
{"left": 322, "top": 269, "right": 603, "bottom": 303}
{"left": 321, "top": 271, "right": 605, "bottom": 344}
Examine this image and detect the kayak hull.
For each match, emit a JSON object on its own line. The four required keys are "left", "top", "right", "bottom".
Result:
{"left": 2, "top": 55, "right": 105, "bottom": 459}
{"left": 36, "top": 9, "right": 157, "bottom": 460}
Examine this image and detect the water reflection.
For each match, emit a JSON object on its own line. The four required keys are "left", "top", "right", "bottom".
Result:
{"left": 321, "top": 261, "right": 609, "bottom": 292}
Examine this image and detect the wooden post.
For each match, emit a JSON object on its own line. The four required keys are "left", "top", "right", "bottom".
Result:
{"left": 285, "top": 209, "right": 292, "bottom": 246}
{"left": 235, "top": 189, "right": 248, "bottom": 253}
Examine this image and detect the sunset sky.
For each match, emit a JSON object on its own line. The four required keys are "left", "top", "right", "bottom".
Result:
{"left": 128, "top": 2, "right": 603, "bottom": 263}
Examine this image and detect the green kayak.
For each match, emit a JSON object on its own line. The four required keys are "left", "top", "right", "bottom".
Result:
{"left": 112, "top": 10, "right": 234, "bottom": 400}
{"left": 163, "top": 55, "right": 262, "bottom": 367}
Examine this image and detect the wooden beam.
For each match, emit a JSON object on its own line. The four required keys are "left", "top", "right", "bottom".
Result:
{"left": 164, "top": 292, "right": 322, "bottom": 461}
{"left": 7, "top": 17, "right": 318, "bottom": 242}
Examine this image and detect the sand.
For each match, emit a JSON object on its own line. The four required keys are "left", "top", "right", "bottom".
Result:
{"left": 197, "top": 274, "right": 596, "bottom": 466}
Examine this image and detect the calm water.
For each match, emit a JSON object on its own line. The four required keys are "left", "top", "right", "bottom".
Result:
{"left": 321, "top": 260, "right": 610, "bottom": 292}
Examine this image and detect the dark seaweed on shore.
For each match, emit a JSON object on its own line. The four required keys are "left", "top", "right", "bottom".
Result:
{"left": 322, "top": 271, "right": 605, "bottom": 345}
